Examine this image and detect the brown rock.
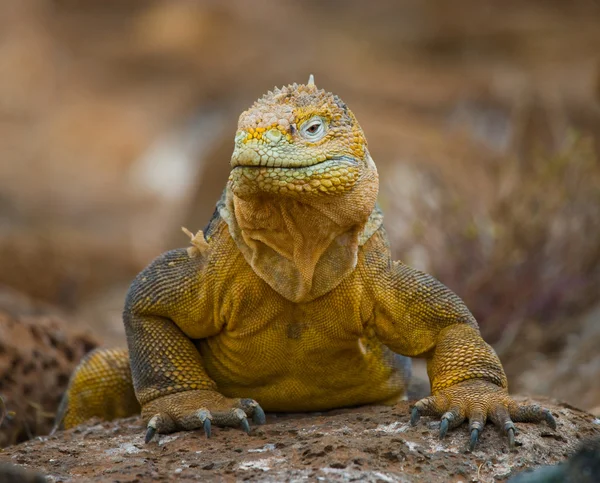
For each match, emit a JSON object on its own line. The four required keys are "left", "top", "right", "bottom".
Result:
{"left": 0, "top": 309, "right": 98, "bottom": 447}
{"left": 1, "top": 399, "right": 598, "bottom": 482}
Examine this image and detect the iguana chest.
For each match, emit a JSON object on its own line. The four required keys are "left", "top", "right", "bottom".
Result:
{"left": 197, "top": 255, "right": 405, "bottom": 411}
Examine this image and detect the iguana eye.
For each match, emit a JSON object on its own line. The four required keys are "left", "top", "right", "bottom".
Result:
{"left": 300, "top": 117, "right": 327, "bottom": 141}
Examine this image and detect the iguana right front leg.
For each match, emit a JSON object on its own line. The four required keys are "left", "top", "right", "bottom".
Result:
{"left": 124, "top": 247, "right": 266, "bottom": 442}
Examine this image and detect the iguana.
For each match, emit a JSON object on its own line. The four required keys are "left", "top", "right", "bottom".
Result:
{"left": 56, "top": 76, "right": 556, "bottom": 450}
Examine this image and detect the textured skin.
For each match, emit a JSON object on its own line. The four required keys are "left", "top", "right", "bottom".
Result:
{"left": 57, "top": 80, "right": 555, "bottom": 448}
{"left": 56, "top": 348, "right": 139, "bottom": 429}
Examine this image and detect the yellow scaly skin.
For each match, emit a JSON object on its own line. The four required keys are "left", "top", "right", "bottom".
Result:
{"left": 57, "top": 79, "right": 556, "bottom": 450}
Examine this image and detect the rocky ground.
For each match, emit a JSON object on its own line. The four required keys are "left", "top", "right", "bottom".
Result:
{"left": 0, "top": 304, "right": 98, "bottom": 447}
{"left": 1, "top": 399, "right": 599, "bottom": 482}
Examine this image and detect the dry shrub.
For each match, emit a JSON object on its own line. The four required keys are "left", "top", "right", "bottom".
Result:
{"left": 385, "top": 110, "right": 600, "bottom": 359}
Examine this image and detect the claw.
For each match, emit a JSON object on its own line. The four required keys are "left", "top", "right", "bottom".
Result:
{"left": 145, "top": 423, "right": 157, "bottom": 444}
{"left": 145, "top": 426, "right": 156, "bottom": 444}
{"left": 240, "top": 398, "right": 267, "bottom": 425}
{"left": 507, "top": 427, "right": 515, "bottom": 449}
{"left": 544, "top": 409, "right": 557, "bottom": 430}
{"left": 233, "top": 408, "right": 251, "bottom": 434}
{"left": 240, "top": 417, "right": 251, "bottom": 434}
{"left": 410, "top": 407, "right": 420, "bottom": 426}
{"left": 145, "top": 415, "right": 160, "bottom": 444}
{"left": 196, "top": 409, "right": 212, "bottom": 438}
{"left": 439, "top": 411, "right": 456, "bottom": 439}
{"left": 203, "top": 418, "right": 212, "bottom": 438}
{"left": 469, "top": 428, "right": 480, "bottom": 451}
{"left": 252, "top": 404, "right": 266, "bottom": 425}
{"left": 439, "top": 417, "right": 449, "bottom": 439}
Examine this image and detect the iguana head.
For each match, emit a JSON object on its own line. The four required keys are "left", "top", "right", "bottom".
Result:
{"left": 229, "top": 76, "right": 377, "bottom": 199}
{"left": 222, "top": 77, "right": 381, "bottom": 302}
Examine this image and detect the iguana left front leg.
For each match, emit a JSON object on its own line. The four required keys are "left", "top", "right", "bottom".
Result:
{"left": 367, "top": 239, "right": 556, "bottom": 450}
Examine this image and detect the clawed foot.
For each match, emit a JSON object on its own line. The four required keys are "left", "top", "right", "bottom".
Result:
{"left": 142, "top": 391, "right": 266, "bottom": 443}
{"left": 410, "top": 380, "right": 556, "bottom": 451}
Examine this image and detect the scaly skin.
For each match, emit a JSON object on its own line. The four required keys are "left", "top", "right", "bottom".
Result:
{"left": 56, "top": 78, "right": 555, "bottom": 449}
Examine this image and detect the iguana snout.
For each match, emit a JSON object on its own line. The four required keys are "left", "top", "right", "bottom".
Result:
{"left": 229, "top": 76, "right": 374, "bottom": 199}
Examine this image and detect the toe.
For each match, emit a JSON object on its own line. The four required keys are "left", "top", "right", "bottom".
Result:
{"left": 509, "top": 403, "right": 557, "bottom": 430}
{"left": 145, "top": 413, "right": 175, "bottom": 443}
{"left": 210, "top": 407, "right": 252, "bottom": 431}
{"left": 411, "top": 394, "right": 449, "bottom": 426}
{"left": 233, "top": 408, "right": 251, "bottom": 434}
{"left": 490, "top": 405, "right": 517, "bottom": 449}
{"left": 195, "top": 409, "right": 212, "bottom": 438}
{"left": 439, "top": 408, "right": 465, "bottom": 439}
{"left": 467, "top": 410, "right": 486, "bottom": 451}
{"left": 252, "top": 404, "right": 266, "bottom": 425}
{"left": 238, "top": 398, "right": 267, "bottom": 425}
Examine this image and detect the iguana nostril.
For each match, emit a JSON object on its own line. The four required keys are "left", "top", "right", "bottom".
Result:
{"left": 265, "top": 129, "right": 282, "bottom": 144}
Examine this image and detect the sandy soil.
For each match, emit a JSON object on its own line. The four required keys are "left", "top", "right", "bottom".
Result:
{"left": 1, "top": 399, "right": 598, "bottom": 482}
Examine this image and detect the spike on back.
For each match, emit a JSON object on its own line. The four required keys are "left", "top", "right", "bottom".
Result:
{"left": 307, "top": 74, "right": 315, "bottom": 87}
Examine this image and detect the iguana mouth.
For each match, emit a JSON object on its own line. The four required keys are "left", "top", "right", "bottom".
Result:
{"left": 230, "top": 153, "right": 359, "bottom": 170}
{"left": 229, "top": 157, "right": 362, "bottom": 197}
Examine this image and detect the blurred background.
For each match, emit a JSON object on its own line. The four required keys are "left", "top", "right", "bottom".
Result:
{"left": 1, "top": 0, "right": 599, "bottom": 445}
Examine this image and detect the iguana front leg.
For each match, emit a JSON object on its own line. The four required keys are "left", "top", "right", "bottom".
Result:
{"left": 124, "top": 248, "right": 265, "bottom": 442}
{"left": 369, "top": 246, "right": 556, "bottom": 450}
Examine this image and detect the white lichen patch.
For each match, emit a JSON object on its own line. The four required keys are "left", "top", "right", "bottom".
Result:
{"left": 105, "top": 442, "right": 142, "bottom": 455}
{"left": 320, "top": 467, "right": 409, "bottom": 482}
{"left": 490, "top": 456, "right": 518, "bottom": 480}
{"left": 248, "top": 443, "right": 276, "bottom": 453}
{"left": 158, "top": 434, "right": 180, "bottom": 446}
{"left": 404, "top": 441, "right": 419, "bottom": 452}
{"left": 238, "top": 457, "right": 285, "bottom": 471}
{"left": 330, "top": 425, "right": 354, "bottom": 435}
{"left": 425, "top": 442, "right": 459, "bottom": 454}
{"left": 369, "top": 422, "right": 410, "bottom": 434}
{"left": 299, "top": 425, "right": 318, "bottom": 434}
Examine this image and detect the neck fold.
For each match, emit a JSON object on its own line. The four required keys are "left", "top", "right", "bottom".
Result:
{"left": 219, "top": 170, "right": 380, "bottom": 302}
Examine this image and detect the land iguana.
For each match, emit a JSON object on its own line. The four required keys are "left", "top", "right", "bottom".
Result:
{"left": 55, "top": 76, "right": 556, "bottom": 450}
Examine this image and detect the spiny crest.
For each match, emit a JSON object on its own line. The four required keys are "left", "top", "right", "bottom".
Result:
{"left": 254, "top": 74, "right": 320, "bottom": 106}
{"left": 239, "top": 77, "right": 350, "bottom": 131}
{"left": 252, "top": 76, "right": 344, "bottom": 113}
{"left": 257, "top": 84, "right": 327, "bottom": 105}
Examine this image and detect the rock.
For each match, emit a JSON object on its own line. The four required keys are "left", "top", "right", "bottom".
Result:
{"left": 0, "top": 399, "right": 598, "bottom": 482}
{"left": 0, "top": 463, "right": 46, "bottom": 483}
{"left": 509, "top": 437, "right": 600, "bottom": 483}
{"left": 0, "top": 309, "right": 98, "bottom": 447}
